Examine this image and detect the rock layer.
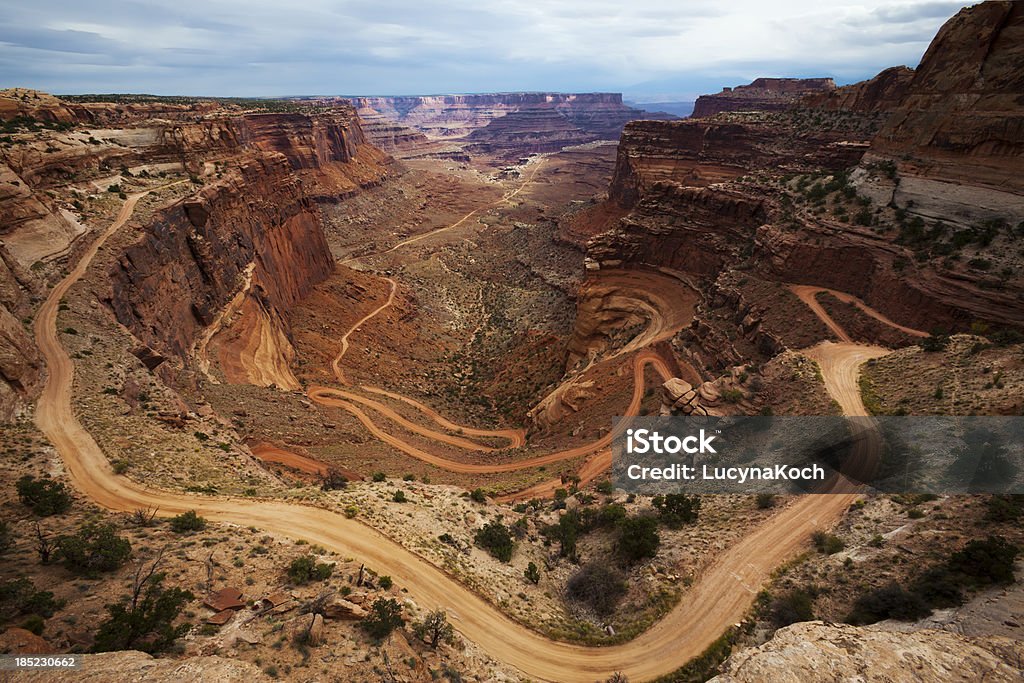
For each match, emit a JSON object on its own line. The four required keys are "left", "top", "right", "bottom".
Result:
{"left": 692, "top": 78, "right": 836, "bottom": 118}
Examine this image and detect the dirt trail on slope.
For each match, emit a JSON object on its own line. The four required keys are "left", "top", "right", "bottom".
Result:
{"left": 789, "top": 284, "right": 929, "bottom": 341}
{"left": 309, "top": 351, "right": 671, "bottom": 473}
{"left": 33, "top": 191, "right": 903, "bottom": 682}
{"left": 340, "top": 156, "right": 546, "bottom": 266}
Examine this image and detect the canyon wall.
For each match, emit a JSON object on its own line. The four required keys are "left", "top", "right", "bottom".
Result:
{"left": 578, "top": 2, "right": 1024, "bottom": 379}
{"left": 691, "top": 78, "right": 836, "bottom": 118}
{"left": 350, "top": 92, "right": 669, "bottom": 160}
{"left": 861, "top": 1, "right": 1024, "bottom": 225}
{"left": 106, "top": 108, "right": 391, "bottom": 380}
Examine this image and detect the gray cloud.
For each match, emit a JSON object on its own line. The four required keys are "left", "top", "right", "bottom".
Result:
{"left": 0, "top": 1, "right": 970, "bottom": 97}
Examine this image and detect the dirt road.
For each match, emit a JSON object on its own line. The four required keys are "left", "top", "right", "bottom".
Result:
{"left": 789, "top": 284, "right": 929, "bottom": 341}
{"left": 35, "top": 191, "right": 913, "bottom": 681}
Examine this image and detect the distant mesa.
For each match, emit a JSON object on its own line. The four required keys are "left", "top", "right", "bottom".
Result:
{"left": 691, "top": 78, "right": 836, "bottom": 118}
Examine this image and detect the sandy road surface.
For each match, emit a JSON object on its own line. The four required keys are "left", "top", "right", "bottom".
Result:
{"left": 309, "top": 351, "right": 672, "bottom": 473}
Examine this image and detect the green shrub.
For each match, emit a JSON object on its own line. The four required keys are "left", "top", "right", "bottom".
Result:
{"left": 474, "top": 521, "right": 514, "bottom": 562}
{"left": 652, "top": 494, "right": 700, "bottom": 528}
{"left": 616, "top": 515, "right": 660, "bottom": 564}
{"left": 392, "top": 490, "right": 407, "bottom": 503}
{"left": 846, "top": 583, "right": 930, "bottom": 625}
{"left": 755, "top": 493, "right": 776, "bottom": 509}
{"left": 566, "top": 563, "right": 626, "bottom": 617}
{"left": 811, "top": 531, "right": 844, "bottom": 555}
{"left": 0, "top": 578, "right": 61, "bottom": 622}
{"left": 169, "top": 510, "right": 207, "bottom": 533}
{"left": 287, "top": 555, "right": 334, "bottom": 584}
{"left": 93, "top": 573, "right": 193, "bottom": 654}
{"left": 361, "top": 598, "right": 404, "bottom": 640}
{"left": 372, "top": 472, "right": 386, "bottom": 482}
{"left": 767, "top": 588, "right": 816, "bottom": 628}
{"left": 469, "top": 488, "right": 487, "bottom": 503}
{"left": 378, "top": 575, "right": 393, "bottom": 590}
{"left": 524, "top": 561, "right": 540, "bottom": 585}
{"left": 57, "top": 524, "right": 132, "bottom": 576}
{"left": 16, "top": 476, "right": 72, "bottom": 516}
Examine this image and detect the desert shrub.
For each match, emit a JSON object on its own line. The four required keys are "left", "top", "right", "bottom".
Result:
{"left": 755, "top": 493, "right": 776, "bottom": 509}
{"left": 767, "top": 588, "right": 815, "bottom": 628}
{"left": 469, "top": 488, "right": 487, "bottom": 503}
{"left": 287, "top": 555, "right": 334, "bottom": 584}
{"left": 566, "top": 563, "right": 626, "bottom": 617}
{"left": 651, "top": 494, "right": 700, "bottom": 527}
{"left": 811, "top": 531, "right": 844, "bottom": 555}
{"left": 412, "top": 608, "right": 454, "bottom": 648}
{"left": 93, "top": 573, "right": 193, "bottom": 654}
{"left": 0, "top": 520, "right": 11, "bottom": 555}
{"left": 918, "top": 333, "right": 950, "bottom": 352}
{"left": 169, "top": 510, "right": 207, "bottom": 533}
{"left": 319, "top": 469, "right": 348, "bottom": 491}
{"left": 524, "top": 561, "right": 540, "bottom": 585}
{"left": 372, "top": 472, "right": 386, "bottom": 482}
{"left": 846, "top": 583, "right": 930, "bottom": 625}
{"left": 0, "top": 578, "right": 60, "bottom": 623}
{"left": 616, "top": 515, "right": 660, "bottom": 564}
{"left": 378, "top": 575, "right": 393, "bottom": 590}
{"left": 945, "top": 536, "right": 1019, "bottom": 587}
{"left": 361, "top": 598, "right": 404, "bottom": 640}
{"left": 986, "top": 495, "right": 1024, "bottom": 523}
{"left": 57, "top": 524, "right": 132, "bottom": 576}
{"left": 392, "top": 490, "right": 407, "bottom": 503}
{"left": 596, "top": 480, "right": 614, "bottom": 495}
{"left": 474, "top": 521, "right": 514, "bottom": 562}
{"left": 16, "top": 476, "right": 71, "bottom": 516}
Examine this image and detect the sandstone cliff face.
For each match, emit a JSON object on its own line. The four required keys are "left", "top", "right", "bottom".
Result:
{"left": 107, "top": 154, "right": 334, "bottom": 362}
{"left": 692, "top": 78, "right": 836, "bottom": 118}
{"left": 609, "top": 117, "right": 865, "bottom": 209}
{"left": 98, "top": 106, "right": 390, "bottom": 380}
{"left": 801, "top": 67, "right": 915, "bottom": 113}
{"left": 0, "top": 240, "right": 41, "bottom": 421}
{"left": 868, "top": 1, "right": 1024, "bottom": 204}
{"left": 710, "top": 621, "right": 1023, "bottom": 683}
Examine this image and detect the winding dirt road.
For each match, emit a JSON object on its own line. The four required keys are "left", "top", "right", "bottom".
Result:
{"left": 34, "top": 186, "right": 927, "bottom": 681}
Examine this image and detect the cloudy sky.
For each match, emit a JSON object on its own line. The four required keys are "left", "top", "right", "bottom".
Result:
{"left": 0, "top": 0, "right": 969, "bottom": 100}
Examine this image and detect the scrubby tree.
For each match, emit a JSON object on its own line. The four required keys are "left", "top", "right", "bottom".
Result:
{"left": 566, "top": 563, "right": 626, "bottom": 617}
{"left": 0, "top": 578, "right": 60, "bottom": 624}
{"left": 524, "top": 561, "right": 541, "bottom": 585}
{"left": 413, "top": 609, "right": 454, "bottom": 648}
{"left": 169, "top": 510, "right": 207, "bottom": 533}
{"left": 57, "top": 523, "right": 132, "bottom": 576}
{"left": 475, "top": 520, "right": 515, "bottom": 562}
{"left": 93, "top": 574, "right": 192, "bottom": 653}
{"left": 651, "top": 494, "right": 700, "bottom": 528}
{"left": 16, "top": 476, "right": 71, "bottom": 516}
{"left": 616, "top": 515, "right": 660, "bottom": 564}
{"left": 287, "top": 555, "right": 334, "bottom": 585}
{"left": 319, "top": 468, "right": 348, "bottom": 491}
{"left": 362, "top": 598, "right": 404, "bottom": 640}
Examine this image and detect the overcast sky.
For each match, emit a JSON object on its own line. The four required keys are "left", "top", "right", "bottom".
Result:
{"left": 0, "top": 0, "right": 969, "bottom": 100}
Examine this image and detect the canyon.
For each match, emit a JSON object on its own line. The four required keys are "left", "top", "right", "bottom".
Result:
{"left": 1, "top": 2, "right": 1023, "bottom": 682}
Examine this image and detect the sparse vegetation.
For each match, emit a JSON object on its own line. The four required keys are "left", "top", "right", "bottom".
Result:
{"left": 566, "top": 563, "right": 626, "bottom": 617}
{"left": 169, "top": 510, "right": 207, "bottom": 533}
{"left": 361, "top": 597, "right": 404, "bottom": 640}
{"left": 287, "top": 555, "right": 334, "bottom": 584}
{"left": 16, "top": 476, "right": 72, "bottom": 516}
{"left": 474, "top": 520, "right": 515, "bottom": 562}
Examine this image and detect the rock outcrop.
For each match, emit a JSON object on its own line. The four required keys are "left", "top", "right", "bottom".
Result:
{"left": 710, "top": 621, "right": 1023, "bottom": 683}
{"left": 801, "top": 67, "right": 915, "bottom": 113}
{"left": 863, "top": 1, "right": 1024, "bottom": 223}
{"left": 692, "top": 78, "right": 836, "bottom": 118}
